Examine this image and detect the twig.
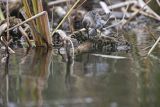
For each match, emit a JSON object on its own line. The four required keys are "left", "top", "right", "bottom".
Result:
{"left": 148, "top": 36, "right": 160, "bottom": 55}
{"left": 138, "top": 0, "right": 160, "bottom": 20}
{"left": 18, "top": 26, "right": 32, "bottom": 47}
{"left": 6, "top": 11, "right": 46, "bottom": 31}
{"left": 104, "top": 2, "right": 130, "bottom": 29}
{"left": 92, "top": 54, "right": 127, "bottom": 59}
{"left": 0, "top": 37, "right": 15, "bottom": 54}
{"left": 156, "top": 0, "right": 160, "bottom": 7}
{"left": 76, "top": 0, "right": 87, "bottom": 9}
{"left": 23, "top": 23, "right": 30, "bottom": 32}
{"left": 142, "top": 45, "right": 152, "bottom": 51}
{"left": 123, "top": 0, "right": 152, "bottom": 26}
{"left": 109, "top": 11, "right": 132, "bottom": 19}
{"left": 48, "top": 0, "right": 68, "bottom": 6}
{"left": 144, "top": 26, "right": 157, "bottom": 42}
{"left": 108, "top": 0, "right": 137, "bottom": 10}
{"left": 131, "top": 6, "right": 160, "bottom": 21}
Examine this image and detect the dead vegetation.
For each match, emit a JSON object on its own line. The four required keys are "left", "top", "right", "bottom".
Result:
{"left": 0, "top": 0, "right": 160, "bottom": 57}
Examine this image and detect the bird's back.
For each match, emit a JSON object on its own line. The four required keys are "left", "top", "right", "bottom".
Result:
{"left": 82, "top": 9, "right": 111, "bottom": 30}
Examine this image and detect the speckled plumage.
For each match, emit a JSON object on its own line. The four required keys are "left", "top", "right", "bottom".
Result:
{"left": 82, "top": 9, "right": 111, "bottom": 30}
{"left": 82, "top": 9, "right": 111, "bottom": 37}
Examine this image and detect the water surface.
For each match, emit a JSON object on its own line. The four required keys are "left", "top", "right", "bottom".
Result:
{"left": 0, "top": 30, "right": 160, "bottom": 107}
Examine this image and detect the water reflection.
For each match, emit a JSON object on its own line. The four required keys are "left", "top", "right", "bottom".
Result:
{"left": 0, "top": 54, "right": 9, "bottom": 107}
{"left": 0, "top": 43, "right": 160, "bottom": 107}
{"left": 126, "top": 27, "right": 160, "bottom": 107}
{"left": 1, "top": 48, "right": 53, "bottom": 107}
{"left": 19, "top": 48, "right": 52, "bottom": 107}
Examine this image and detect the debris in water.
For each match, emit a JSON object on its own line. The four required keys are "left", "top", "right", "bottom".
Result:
{"left": 92, "top": 53, "right": 127, "bottom": 59}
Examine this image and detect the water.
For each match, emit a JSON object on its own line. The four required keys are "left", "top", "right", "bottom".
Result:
{"left": 1, "top": 27, "right": 160, "bottom": 107}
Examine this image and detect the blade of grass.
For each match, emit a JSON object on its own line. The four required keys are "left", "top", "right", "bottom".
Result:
{"left": 32, "top": 0, "right": 38, "bottom": 14}
{"left": 21, "top": 0, "right": 52, "bottom": 47}
{"left": 32, "top": 0, "right": 43, "bottom": 45}
{"left": 22, "top": 0, "right": 33, "bottom": 18}
{"left": 148, "top": 36, "right": 160, "bottom": 55}
{"left": 37, "top": 0, "right": 52, "bottom": 46}
{"left": 19, "top": 26, "right": 32, "bottom": 47}
{"left": 6, "top": 0, "right": 9, "bottom": 41}
{"left": 23, "top": 0, "right": 42, "bottom": 45}
{"left": 51, "top": 0, "right": 81, "bottom": 36}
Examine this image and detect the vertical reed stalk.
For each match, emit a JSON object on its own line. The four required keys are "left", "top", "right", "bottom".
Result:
{"left": 22, "top": 0, "right": 52, "bottom": 47}
{"left": 6, "top": 0, "right": 9, "bottom": 40}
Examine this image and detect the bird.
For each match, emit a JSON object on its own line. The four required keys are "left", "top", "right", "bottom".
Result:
{"left": 82, "top": 9, "right": 111, "bottom": 38}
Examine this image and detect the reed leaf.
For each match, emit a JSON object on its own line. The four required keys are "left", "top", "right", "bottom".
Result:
{"left": 22, "top": 0, "right": 42, "bottom": 45}
{"left": 37, "top": 0, "right": 52, "bottom": 46}
{"left": 22, "top": 0, "right": 52, "bottom": 47}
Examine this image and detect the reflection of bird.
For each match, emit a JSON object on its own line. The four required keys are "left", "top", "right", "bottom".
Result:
{"left": 82, "top": 9, "right": 111, "bottom": 38}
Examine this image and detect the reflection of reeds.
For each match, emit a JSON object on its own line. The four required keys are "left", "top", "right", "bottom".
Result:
{"left": 18, "top": 48, "right": 52, "bottom": 106}
{"left": 31, "top": 48, "right": 52, "bottom": 77}
{"left": 22, "top": 0, "right": 52, "bottom": 47}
